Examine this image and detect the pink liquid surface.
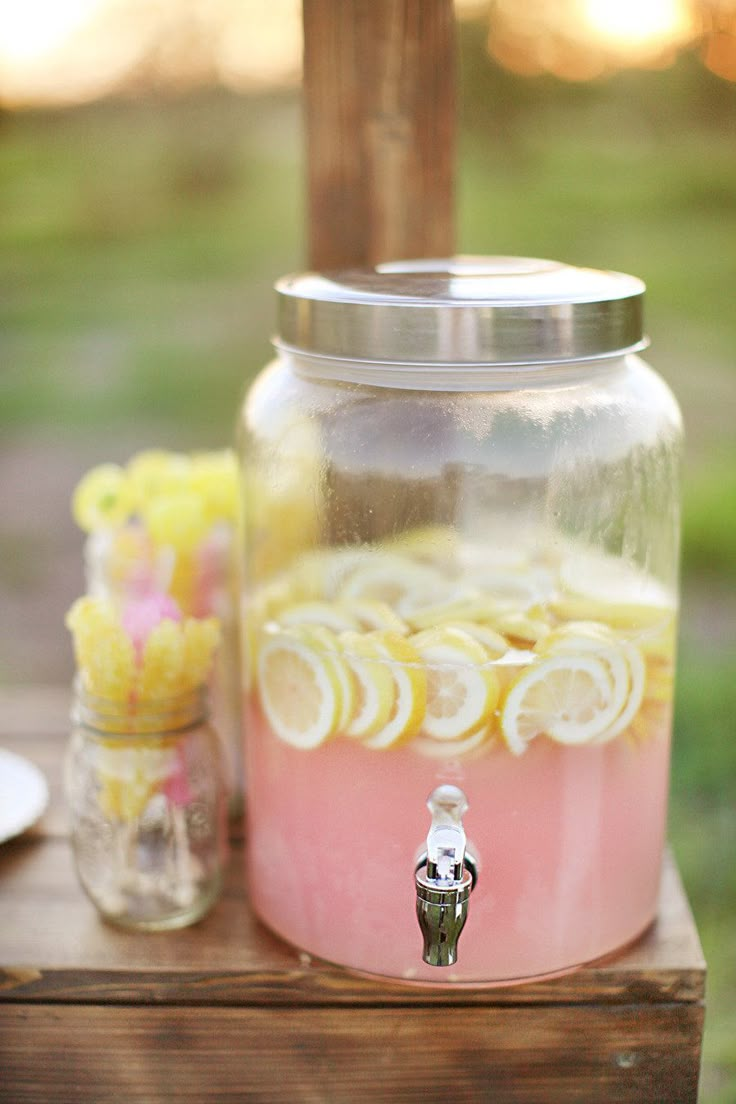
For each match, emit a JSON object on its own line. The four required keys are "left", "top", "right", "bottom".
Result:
{"left": 245, "top": 699, "right": 671, "bottom": 985}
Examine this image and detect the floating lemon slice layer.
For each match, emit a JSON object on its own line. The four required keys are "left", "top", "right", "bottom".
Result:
{"left": 501, "top": 654, "right": 622, "bottom": 756}
{"left": 257, "top": 629, "right": 342, "bottom": 749}
{"left": 412, "top": 627, "right": 499, "bottom": 742}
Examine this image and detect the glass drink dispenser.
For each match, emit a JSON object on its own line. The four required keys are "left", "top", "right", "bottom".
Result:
{"left": 238, "top": 257, "right": 682, "bottom": 985}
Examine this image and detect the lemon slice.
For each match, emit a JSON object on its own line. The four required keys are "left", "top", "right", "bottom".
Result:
{"left": 292, "top": 625, "right": 357, "bottom": 734}
{"left": 321, "top": 549, "right": 377, "bottom": 597}
{"left": 537, "top": 620, "right": 613, "bottom": 650}
{"left": 288, "top": 548, "right": 372, "bottom": 601}
{"left": 414, "top": 725, "right": 493, "bottom": 760}
{"left": 359, "top": 632, "right": 427, "bottom": 750}
{"left": 279, "top": 601, "right": 360, "bottom": 634}
{"left": 492, "top": 611, "right": 551, "bottom": 646}
{"left": 411, "top": 627, "right": 500, "bottom": 742}
{"left": 339, "top": 631, "right": 398, "bottom": 740}
{"left": 537, "top": 622, "right": 645, "bottom": 745}
{"left": 443, "top": 621, "right": 508, "bottom": 658}
{"left": 339, "top": 556, "right": 442, "bottom": 607}
{"left": 399, "top": 588, "right": 500, "bottom": 632}
{"left": 343, "top": 599, "right": 410, "bottom": 634}
{"left": 501, "top": 654, "right": 623, "bottom": 755}
{"left": 257, "top": 629, "right": 343, "bottom": 749}
{"left": 554, "top": 551, "right": 675, "bottom": 630}
{"left": 593, "top": 643, "right": 646, "bottom": 743}
{"left": 467, "top": 568, "right": 551, "bottom": 612}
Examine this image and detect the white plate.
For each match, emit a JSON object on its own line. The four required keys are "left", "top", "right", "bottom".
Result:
{"left": 0, "top": 748, "right": 49, "bottom": 843}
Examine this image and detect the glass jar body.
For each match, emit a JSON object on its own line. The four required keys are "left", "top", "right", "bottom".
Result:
{"left": 65, "top": 691, "right": 228, "bottom": 931}
{"left": 238, "top": 350, "right": 682, "bottom": 984}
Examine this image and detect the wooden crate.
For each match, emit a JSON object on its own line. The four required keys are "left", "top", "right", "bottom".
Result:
{"left": 0, "top": 688, "right": 705, "bottom": 1103}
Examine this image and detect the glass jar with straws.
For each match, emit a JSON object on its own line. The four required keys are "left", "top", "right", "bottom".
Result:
{"left": 65, "top": 593, "right": 228, "bottom": 930}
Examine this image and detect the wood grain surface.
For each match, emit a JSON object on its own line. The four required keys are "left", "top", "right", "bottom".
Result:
{"left": 0, "top": 1003, "right": 702, "bottom": 1103}
{"left": 303, "top": 0, "right": 455, "bottom": 269}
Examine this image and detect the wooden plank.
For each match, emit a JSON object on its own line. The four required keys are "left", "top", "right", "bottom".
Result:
{"left": 0, "top": 833, "right": 705, "bottom": 1007}
{"left": 0, "top": 1003, "right": 703, "bottom": 1104}
{"left": 303, "top": 0, "right": 455, "bottom": 268}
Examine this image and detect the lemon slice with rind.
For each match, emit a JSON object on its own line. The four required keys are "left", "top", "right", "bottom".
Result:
{"left": 279, "top": 601, "right": 360, "bottom": 634}
{"left": 339, "top": 557, "right": 442, "bottom": 607}
{"left": 467, "top": 568, "right": 551, "bottom": 612}
{"left": 343, "top": 599, "right": 410, "bottom": 635}
{"left": 501, "top": 654, "right": 623, "bottom": 756}
{"left": 492, "top": 610, "right": 551, "bottom": 646}
{"left": 258, "top": 628, "right": 344, "bottom": 749}
{"left": 537, "top": 621, "right": 645, "bottom": 744}
{"left": 592, "top": 642, "right": 646, "bottom": 744}
{"left": 554, "top": 551, "right": 675, "bottom": 630}
{"left": 358, "top": 632, "right": 427, "bottom": 750}
{"left": 442, "top": 621, "right": 508, "bottom": 658}
{"left": 292, "top": 625, "right": 357, "bottom": 734}
{"left": 414, "top": 724, "right": 493, "bottom": 760}
{"left": 339, "top": 631, "right": 398, "bottom": 740}
{"left": 411, "top": 627, "right": 500, "bottom": 742}
{"left": 399, "top": 589, "right": 500, "bottom": 632}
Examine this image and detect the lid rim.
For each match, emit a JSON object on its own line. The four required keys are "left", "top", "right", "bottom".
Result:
{"left": 273, "top": 336, "right": 650, "bottom": 369}
{"left": 275, "top": 256, "right": 646, "bottom": 365}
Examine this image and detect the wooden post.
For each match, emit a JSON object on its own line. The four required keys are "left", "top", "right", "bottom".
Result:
{"left": 303, "top": 0, "right": 456, "bottom": 269}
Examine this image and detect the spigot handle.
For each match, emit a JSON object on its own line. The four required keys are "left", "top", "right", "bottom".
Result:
{"left": 425, "top": 784, "right": 468, "bottom": 882}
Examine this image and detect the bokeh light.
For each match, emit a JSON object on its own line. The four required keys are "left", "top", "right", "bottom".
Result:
{"left": 0, "top": 0, "right": 735, "bottom": 107}
{"left": 584, "top": 0, "right": 695, "bottom": 49}
{"left": 0, "top": 0, "right": 302, "bottom": 107}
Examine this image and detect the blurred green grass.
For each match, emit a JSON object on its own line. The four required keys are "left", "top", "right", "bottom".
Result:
{"left": 0, "top": 43, "right": 734, "bottom": 1098}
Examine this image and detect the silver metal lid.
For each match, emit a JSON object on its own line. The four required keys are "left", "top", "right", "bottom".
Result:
{"left": 275, "top": 256, "right": 646, "bottom": 365}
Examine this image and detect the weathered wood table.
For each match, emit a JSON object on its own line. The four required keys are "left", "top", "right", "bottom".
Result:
{"left": 0, "top": 686, "right": 705, "bottom": 1102}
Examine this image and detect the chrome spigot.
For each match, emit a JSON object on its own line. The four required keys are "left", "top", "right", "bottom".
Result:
{"left": 415, "top": 784, "right": 476, "bottom": 967}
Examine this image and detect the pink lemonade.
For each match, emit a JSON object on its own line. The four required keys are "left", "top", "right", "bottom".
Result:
{"left": 245, "top": 687, "right": 671, "bottom": 986}
{"left": 243, "top": 539, "right": 676, "bottom": 985}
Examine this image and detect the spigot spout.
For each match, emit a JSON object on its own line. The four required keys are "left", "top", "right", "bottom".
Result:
{"left": 414, "top": 785, "right": 475, "bottom": 967}
{"left": 415, "top": 865, "right": 473, "bottom": 966}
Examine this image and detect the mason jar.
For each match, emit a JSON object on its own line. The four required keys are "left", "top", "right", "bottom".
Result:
{"left": 237, "top": 257, "right": 682, "bottom": 984}
{"left": 65, "top": 684, "right": 228, "bottom": 930}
